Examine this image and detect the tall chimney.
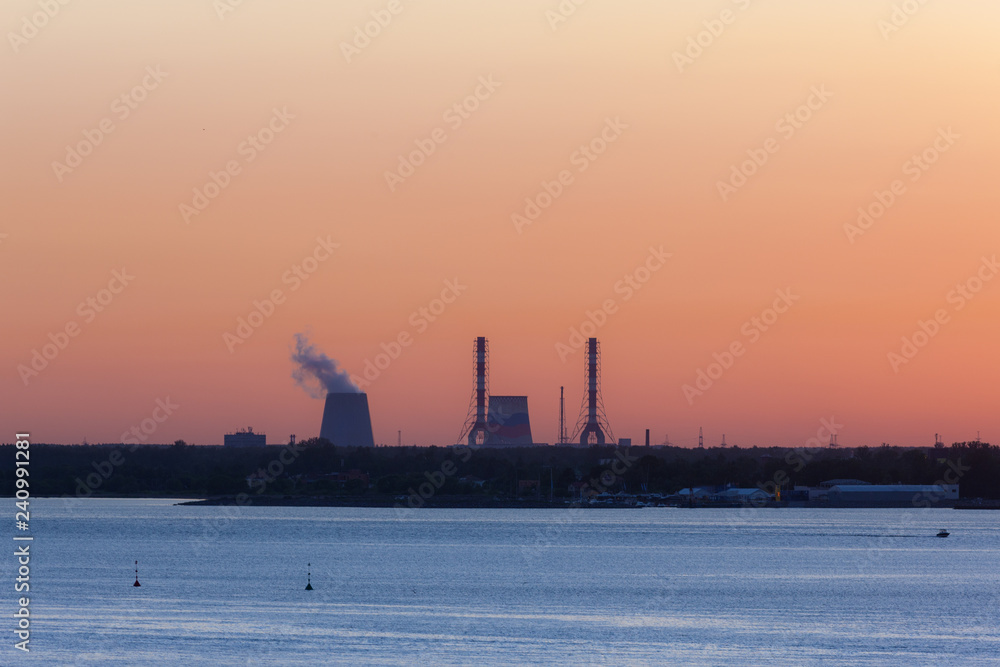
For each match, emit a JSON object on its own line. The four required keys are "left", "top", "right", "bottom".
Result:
{"left": 459, "top": 337, "right": 490, "bottom": 446}
{"left": 575, "top": 338, "right": 613, "bottom": 445}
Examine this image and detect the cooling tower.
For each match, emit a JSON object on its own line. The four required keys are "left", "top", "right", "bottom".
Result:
{"left": 319, "top": 392, "right": 375, "bottom": 447}
{"left": 485, "top": 395, "right": 533, "bottom": 446}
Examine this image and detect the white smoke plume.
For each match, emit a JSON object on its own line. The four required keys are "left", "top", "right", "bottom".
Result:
{"left": 290, "top": 333, "right": 360, "bottom": 397}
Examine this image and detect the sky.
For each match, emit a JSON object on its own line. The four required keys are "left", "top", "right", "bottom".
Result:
{"left": 2, "top": 0, "right": 999, "bottom": 448}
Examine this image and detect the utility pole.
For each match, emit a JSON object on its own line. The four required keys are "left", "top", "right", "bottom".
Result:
{"left": 558, "top": 386, "right": 566, "bottom": 445}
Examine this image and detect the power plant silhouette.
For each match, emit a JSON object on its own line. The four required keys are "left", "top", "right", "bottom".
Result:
{"left": 312, "top": 335, "right": 621, "bottom": 448}
{"left": 297, "top": 333, "right": 883, "bottom": 449}
{"left": 457, "top": 335, "right": 616, "bottom": 447}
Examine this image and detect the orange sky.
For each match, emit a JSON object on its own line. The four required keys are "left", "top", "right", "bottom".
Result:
{"left": 2, "top": 0, "right": 998, "bottom": 447}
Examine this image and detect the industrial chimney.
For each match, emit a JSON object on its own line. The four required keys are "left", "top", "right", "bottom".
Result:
{"left": 458, "top": 336, "right": 490, "bottom": 446}
{"left": 319, "top": 392, "right": 375, "bottom": 447}
{"left": 574, "top": 337, "right": 615, "bottom": 445}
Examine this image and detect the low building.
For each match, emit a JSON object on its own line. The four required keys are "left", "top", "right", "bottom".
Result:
{"left": 225, "top": 427, "right": 265, "bottom": 447}
{"left": 820, "top": 479, "right": 870, "bottom": 488}
{"left": 828, "top": 484, "right": 958, "bottom": 507}
{"left": 676, "top": 487, "right": 713, "bottom": 500}
{"left": 716, "top": 488, "right": 771, "bottom": 506}
{"left": 807, "top": 487, "right": 830, "bottom": 503}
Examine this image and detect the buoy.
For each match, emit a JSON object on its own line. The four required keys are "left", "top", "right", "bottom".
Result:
{"left": 133, "top": 560, "right": 141, "bottom": 587}
{"left": 305, "top": 563, "right": 313, "bottom": 591}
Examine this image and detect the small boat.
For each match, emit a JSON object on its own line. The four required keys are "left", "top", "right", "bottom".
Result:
{"left": 936, "top": 529, "right": 950, "bottom": 538}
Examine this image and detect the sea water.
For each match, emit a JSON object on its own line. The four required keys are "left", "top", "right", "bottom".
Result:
{"left": 4, "top": 499, "right": 999, "bottom": 665}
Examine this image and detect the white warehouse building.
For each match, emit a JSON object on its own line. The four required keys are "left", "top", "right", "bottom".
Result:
{"left": 827, "top": 484, "right": 959, "bottom": 507}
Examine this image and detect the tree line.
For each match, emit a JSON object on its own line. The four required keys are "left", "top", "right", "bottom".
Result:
{"left": 2, "top": 440, "right": 997, "bottom": 500}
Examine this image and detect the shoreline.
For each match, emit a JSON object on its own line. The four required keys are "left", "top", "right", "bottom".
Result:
{"left": 175, "top": 495, "right": 988, "bottom": 509}
{"left": 21, "top": 495, "right": 998, "bottom": 509}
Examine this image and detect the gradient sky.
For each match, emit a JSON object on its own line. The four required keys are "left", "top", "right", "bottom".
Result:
{"left": 2, "top": 0, "right": 999, "bottom": 448}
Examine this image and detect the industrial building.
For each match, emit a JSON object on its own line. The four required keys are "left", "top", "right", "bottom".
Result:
{"left": 676, "top": 487, "right": 713, "bottom": 501}
{"left": 717, "top": 488, "right": 771, "bottom": 505}
{"left": 224, "top": 427, "right": 266, "bottom": 447}
{"left": 671, "top": 486, "right": 770, "bottom": 506}
{"left": 827, "top": 484, "right": 959, "bottom": 507}
{"left": 456, "top": 335, "right": 619, "bottom": 447}
{"left": 485, "top": 395, "right": 533, "bottom": 446}
{"left": 320, "top": 392, "right": 375, "bottom": 447}
{"left": 458, "top": 339, "right": 540, "bottom": 447}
